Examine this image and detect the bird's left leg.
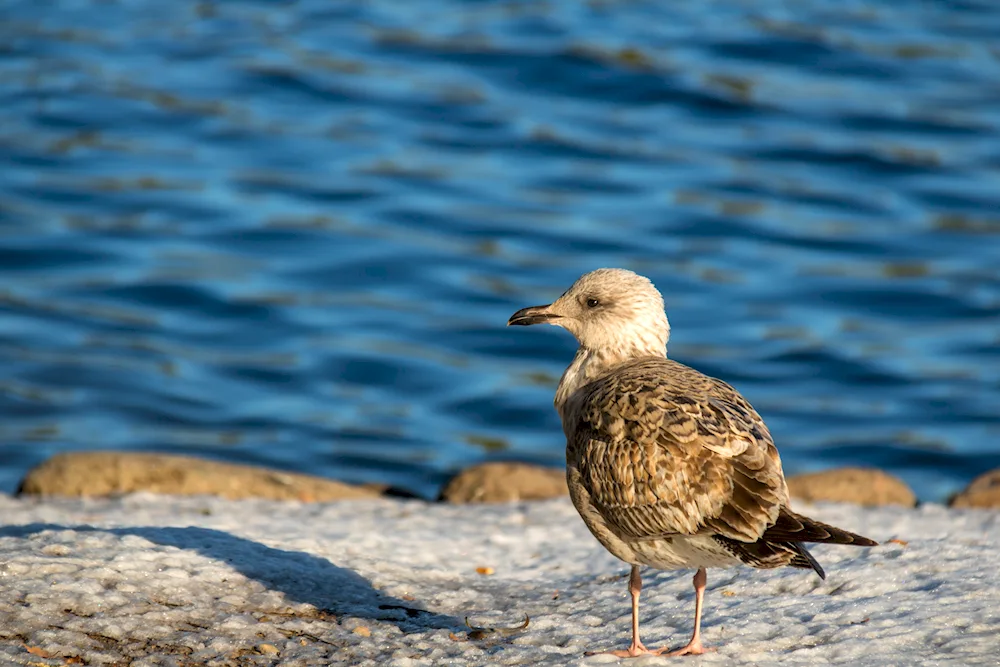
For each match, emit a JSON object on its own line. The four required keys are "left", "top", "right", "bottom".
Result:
{"left": 585, "top": 564, "right": 650, "bottom": 657}
{"left": 660, "top": 566, "right": 714, "bottom": 656}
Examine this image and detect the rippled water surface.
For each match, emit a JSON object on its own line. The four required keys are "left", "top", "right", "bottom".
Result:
{"left": 2, "top": 0, "right": 999, "bottom": 501}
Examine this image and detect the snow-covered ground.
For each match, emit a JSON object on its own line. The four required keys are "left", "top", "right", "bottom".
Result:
{"left": 1, "top": 494, "right": 997, "bottom": 666}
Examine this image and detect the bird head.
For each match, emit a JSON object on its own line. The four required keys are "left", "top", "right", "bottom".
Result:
{"left": 508, "top": 268, "right": 670, "bottom": 359}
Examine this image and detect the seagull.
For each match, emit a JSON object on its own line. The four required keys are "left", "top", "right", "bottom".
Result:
{"left": 508, "top": 268, "right": 877, "bottom": 658}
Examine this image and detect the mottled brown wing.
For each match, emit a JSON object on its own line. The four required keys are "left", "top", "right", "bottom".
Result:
{"left": 568, "top": 357, "right": 788, "bottom": 543}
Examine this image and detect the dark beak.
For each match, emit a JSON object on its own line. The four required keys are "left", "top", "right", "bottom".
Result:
{"left": 507, "top": 304, "right": 558, "bottom": 326}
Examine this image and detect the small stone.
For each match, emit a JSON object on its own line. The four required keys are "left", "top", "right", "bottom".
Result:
{"left": 786, "top": 467, "right": 916, "bottom": 507}
{"left": 256, "top": 644, "right": 279, "bottom": 655}
{"left": 950, "top": 468, "right": 1000, "bottom": 508}
{"left": 41, "top": 544, "right": 72, "bottom": 557}
{"left": 439, "top": 462, "right": 567, "bottom": 503}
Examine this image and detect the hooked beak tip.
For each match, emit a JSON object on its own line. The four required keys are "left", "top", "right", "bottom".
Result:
{"left": 507, "top": 304, "right": 557, "bottom": 327}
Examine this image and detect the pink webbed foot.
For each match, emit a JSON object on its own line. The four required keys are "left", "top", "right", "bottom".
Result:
{"left": 659, "top": 639, "right": 716, "bottom": 657}
{"left": 584, "top": 640, "right": 649, "bottom": 658}
{"left": 585, "top": 640, "right": 715, "bottom": 658}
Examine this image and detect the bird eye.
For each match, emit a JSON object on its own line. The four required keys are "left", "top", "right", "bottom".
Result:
{"left": 586, "top": 298, "right": 600, "bottom": 308}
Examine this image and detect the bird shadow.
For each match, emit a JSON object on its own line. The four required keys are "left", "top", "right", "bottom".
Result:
{"left": 0, "top": 522, "right": 461, "bottom": 633}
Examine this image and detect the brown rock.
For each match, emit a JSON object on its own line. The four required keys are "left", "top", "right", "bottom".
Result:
{"left": 439, "top": 462, "right": 567, "bottom": 503}
{"left": 786, "top": 467, "right": 916, "bottom": 507}
{"left": 950, "top": 469, "right": 1000, "bottom": 508}
{"left": 17, "top": 451, "right": 383, "bottom": 502}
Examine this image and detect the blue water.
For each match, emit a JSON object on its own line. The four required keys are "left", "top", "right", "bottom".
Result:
{"left": 1, "top": 0, "right": 999, "bottom": 502}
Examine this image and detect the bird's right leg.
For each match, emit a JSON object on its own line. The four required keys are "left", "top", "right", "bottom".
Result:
{"left": 624, "top": 564, "right": 648, "bottom": 655}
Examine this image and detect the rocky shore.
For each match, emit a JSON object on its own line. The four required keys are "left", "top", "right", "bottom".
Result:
{"left": 15, "top": 451, "right": 1000, "bottom": 509}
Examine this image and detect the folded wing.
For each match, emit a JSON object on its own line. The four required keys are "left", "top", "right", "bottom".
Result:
{"left": 568, "top": 357, "right": 789, "bottom": 544}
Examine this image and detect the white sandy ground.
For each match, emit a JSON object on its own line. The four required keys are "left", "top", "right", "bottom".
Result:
{"left": 0, "top": 494, "right": 998, "bottom": 667}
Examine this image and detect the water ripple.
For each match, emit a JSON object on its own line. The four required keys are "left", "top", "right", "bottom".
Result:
{"left": 1, "top": 0, "right": 999, "bottom": 501}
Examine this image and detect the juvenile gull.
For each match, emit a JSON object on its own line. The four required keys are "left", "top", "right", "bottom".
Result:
{"left": 508, "top": 268, "right": 877, "bottom": 657}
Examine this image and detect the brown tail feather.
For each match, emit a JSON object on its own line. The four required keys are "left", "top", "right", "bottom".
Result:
{"left": 714, "top": 535, "right": 828, "bottom": 578}
{"left": 714, "top": 508, "right": 874, "bottom": 580}
{"left": 763, "top": 507, "right": 878, "bottom": 547}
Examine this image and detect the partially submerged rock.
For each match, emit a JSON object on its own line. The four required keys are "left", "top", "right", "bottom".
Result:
{"left": 786, "top": 467, "right": 917, "bottom": 507}
{"left": 17, "top": 451, "right": 383, "bottom": 502}
{"left": 439, "top": 462, "right": 567, "bottom": 503}
{"left": 949, "top": 469, "right": 1000, "bottom": 508}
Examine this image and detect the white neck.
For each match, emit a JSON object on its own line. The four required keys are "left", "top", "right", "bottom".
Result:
{"left": 554, "top": 342, "right": 666, "bottom": 417}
